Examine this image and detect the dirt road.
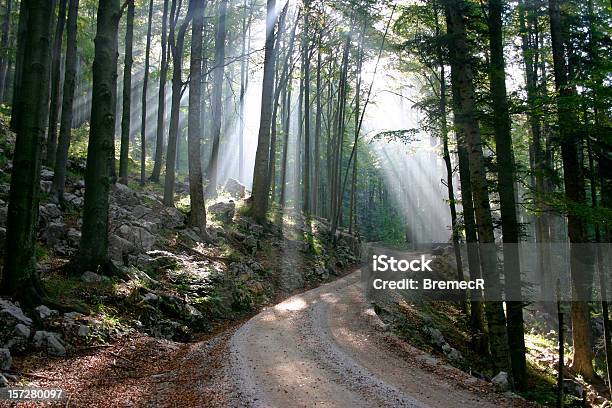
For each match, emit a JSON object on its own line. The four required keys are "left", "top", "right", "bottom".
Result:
{"left": 227, "top": 269, "right": 531, "bottom": 408}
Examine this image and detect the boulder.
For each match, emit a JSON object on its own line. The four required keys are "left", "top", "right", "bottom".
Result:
{"left": 223, "top": 178, "right": 246, "bottom": 199}
{"left": 32, "top": 331, "right": 66, "bottom": 357}
{"left": 425, "top": 326, "right": 446, "bottom": 348}
{"left": 208, "top": 201, "right": 235, "bottom": 224}
{"left": 40, "top": 180, "right": 53, "bottom": 194}
{"left": 0, "top": 374, "right": 7, "bottom": 388}
{"left": 491, "top": 371, "right": 509, "bottom": 392}
{"left": 81, "top": 271, "right": 105, "bottom": 283}
{"left": 66, "top": 228, "right": 81, "bottom": 247}
{"left": 35, "top": 305, "right": 58, "bottom": 319}
{"left": 77, "top": 325, "right": 90, "bottom": 337}
{"left": 113, "top": 183, "right": 139, "bottom": 206}
{"left": 563, "top": 379, "right": 585, "bottom": 398}
{"left": 0, "top": 348, "right": 11, "bottom": 370}
{"left": 42, "top": 222, "right": 67, "bottom": 246}
{"left": 162, "top": 207, "right": 186, "bottom": 229}
{"left": 40, "top": 168, "right": 54, "bottom": 180}
{"left": 441, "top": 343, "right": 464, "bottom": 362}
{"left": 0, "top": 299, "right": 33, "bottom": 326}
{"left": 117, "top": 224, "right": 156, "bottom": 251}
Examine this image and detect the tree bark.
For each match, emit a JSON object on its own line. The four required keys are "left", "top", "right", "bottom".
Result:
{"left": 119, "top": 0, "right": 135, "bottom": 185}
{"left": 149, "top": 0, "right": 170, "bottom": 182}
{"left": 548, "top": 0, "right": 595, "bottom": 381}
{"left": 163, "top": 0, "right": 193, "bottom": 206}
{"left": 52, "top": 0, "right": 80, "bottom": 203}
{"left": 487, "top": 0, "right": 526, "bottom": 389}
{"left": 445, "top": 0, "right": 510, "bottom": 375}
{"left": 9, "top": 0, "right": 27, "bottom": 131}
{"left": 0, "top": 0, "right": 13, "bottom": 102}
{"left": 1, "top": 0, "right": 54, "bottom": 302}
{"left": 139, "top": 0, "right": 154, "bottom": 186}
{"left": 302, "top": 1, "right": 311, "bottom": 215}
{"left": 75, "top": 0, "right": 121, "bottom": 273}
{"left": 204, "top": 0, "right": 228, "bottom": 198}
{"left": 188, "top": 0, "right": 208, "bottom": 234}
{"left": 250, "top": 0, "right": 277, "bottom": 224}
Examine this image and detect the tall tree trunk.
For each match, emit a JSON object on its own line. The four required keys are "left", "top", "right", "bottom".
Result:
{"left": 548, "top": 0, "right": 595, "bottom": 381}
{"left": 445, "top": 0, "right": 510, "bottom": 375}
{"left": 250, "top": 0, "right": 277, "bottom": 224}
{"left": 163, "top": 0, "right": 193, "bottom": 206}
{"left": 45, "top": 0, "right": 68, "bottom": 166}
{"left": 119, "top": 0, "right": 135, "bottom": 184}
{"left": 204, "top": 0, "right": 228, "bottom": 198}
{"left": 302, "top": 1, "right": 311, "bottom": 215}
{"left": 149, "top": 0, "right": 170, "bottom": 182}
{"left": 188, "top": 0, "right": 208, "bottom": 234}
{"left": 9, "top": 0, "right": 27, "bottom": 131}
{"left": 75, "top": 0, "right": 121, "bottom": 272}
{"left": 0, "top": 0, "right": 13, "bottom": 102}
{"left": 1, "top": 0, "right": 54, "bottom": 302}
{"left": 279, "top": 84, "right": 291, "bottom": 207}
{"left": 238, "top": 0, "right": 253, "bottom": 182}
{"left": 488, "top": 0, "right": 526, "bottom": 389}
{"left": 314, "top": 32, "right": 322, "bottom": 217}
{"left": 52, "top": 0, "right": 80, "bottom": 203}
{"left": 139, "top": 0, "right": 154, "bottom": 186}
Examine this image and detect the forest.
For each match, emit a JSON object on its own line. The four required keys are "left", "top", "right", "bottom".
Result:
{"left": 0, "top": 0, "right": 610, "bottom": 406}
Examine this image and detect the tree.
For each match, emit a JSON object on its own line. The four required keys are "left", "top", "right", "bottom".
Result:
{"left": 302, "top": 0, "right": 311, "bottom": 215}
{"left": 162, "top": 0, "right": 193, "bottom": 206}
{"left": 140, "top": 0, "right": 154, "bottom": 186}
{"left": 9, "top": 0, "right": 27, "bottom": 132}
{"left": 1, "top": 0, "right": 54, "bottom": 302}
{"left": 74, "top": 0, "right": 121, "bottom": 273}
{"left": 52, "top": 0, "right": 80, "bottom": 203}
{"left": 444, "top": 0, "right": 510, "bottom": 375}
{"left": 487, "top": 0, "right": 526, "bottom": 389}
{"left": 250, "top": 0, "right": 278, "bottom": 224}
{"left": 45, "top": 0, "right": 68, "bottom": 166}
{"left": 187, "top": 0, "right": 209, "bottom": 235}
{"left": 547, "top": 0, "right": 596, "bottom": 381}
{"left": 204, "top": 0, "right": 228, "bottom": 199}
{"left": 150, "top": 0, "right": 171, "bottom": 182}
{"left": 0, "top": 0, "right": 13, "bottom": 102}
{"left": 118, "top": 0, "right": 135, "bottom": 185}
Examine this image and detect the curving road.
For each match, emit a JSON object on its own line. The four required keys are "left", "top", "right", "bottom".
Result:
{"left": 227, "top": 269, "right": 530, "bottom": 408}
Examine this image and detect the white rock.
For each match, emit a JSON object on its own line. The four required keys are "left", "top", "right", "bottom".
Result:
{"left": 33, "top": 331, "right": 66, "bottom": 357}
{"left": 492, "top": 371, "right": 509, "bottom": 392}
{"left": 77, "top": 325, "right": 90, "bottom": 337}
{"left": 81, "top": 271, "right": 105, "bottom": 283}
{"left": 35, "top": 305, "right": 58, "bottom": 319}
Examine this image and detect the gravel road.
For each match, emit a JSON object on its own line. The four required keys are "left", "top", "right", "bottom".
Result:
{"left": 227, "top": 269, "right": 532, "bottom": 408}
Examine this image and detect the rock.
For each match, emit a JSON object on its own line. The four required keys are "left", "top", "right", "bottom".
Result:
{"left": 431, "top": 246, "right": 445, "bottom": 256}
{"left": 42, "top": 222, "right": 67, "bottom": 246}
{"left": 14, "top": 324, "right": 30, "bottom": 339}
{"left": 40, "top": 180, "right": 53, "bottom": 194}
{"left": 113, "top": 183, "right": 139, "bottom": 206}
{"left": 142, "top": 292, "right": 159, "bottom": 302}
{"left": 0, "top": 374, "right": 7, "bottom": 388}
{"left": 66, "top": 228, "right": 81, "bottom": 247}
{"left": 162, "top": 207, "right": 185, "bottom": 229}
{"left": 441, "top": 343, "right": 464, "bottom": 362}
{"left": 208, "top": 201, "right": 235, "bottom": 224}
{"left": 425, "top": 327, "right": 446, "bottom": 348}
{"left": 41, "top": 203, "right": 62, "bottom": 218}
{"left": 492, "top": 371, "right": 509, "bottom": 392}
{"left": 77, "top": 325, "right": 90, "bottom": 337}
{"left": 32, "top": 331, "right": 66, "bottom": 357}
{"left": 563, "top": 379, "right": 585, "bottom": 398}
{"left": 0, "top": 348, "right": 11, "bottom": 370}
{"left": 0, "top": 299, "right": 33, "bottom": 326}
{"left": 109, "top": 233, "right": 135, "bottom": 260}
{"left": 223, "top": 178, "right": 246, "bottom": 199}
{"left": 117, "top": 224, "right": 156, "bottom": 251}
{"left": 35, "top": 305, "right": 58, "bottom": 319}
{"left": 81, "top": 271, "right": 105, "bottom": 283}
{"left": 40, "top": 168, "right": 54, "bottom": 180}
